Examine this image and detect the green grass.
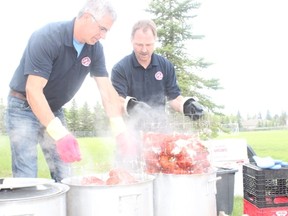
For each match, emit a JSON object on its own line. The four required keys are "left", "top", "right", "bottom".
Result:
{"left": 218, "top": 130, "right": 288, "bottom": 161}
{"left": 0, "top": 136, "right": 116, "bottom": 178}
{"left": 232, "top": 196, "right": 243, "bottom": 216}
{"left": 218, "top": 130, "right": 288, "bottom": 216}
{"left": 1, "top": 130, "right": 288, "bottom": 215}
{"left": 0, "top": 136, "right": 11, "bottom": 177}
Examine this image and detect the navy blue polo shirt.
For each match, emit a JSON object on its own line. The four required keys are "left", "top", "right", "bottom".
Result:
{"left": 9, "top": 18, "right": 108, "bottom": 112}
{"left": 111, "top": 52, "right": 181, "bottom": 108}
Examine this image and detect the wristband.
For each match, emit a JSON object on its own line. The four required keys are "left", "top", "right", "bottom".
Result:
{"left": 109, "top": 117, "right": 126, "bottom": 136}
{"left": 46, "top": 117, "right": 69, "bottom": 141}
{"left": 124, "top": 96, "right": 137, "bottom": 115}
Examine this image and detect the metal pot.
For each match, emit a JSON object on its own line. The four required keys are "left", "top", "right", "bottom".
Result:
{"left": 62, "top": 174, "right": 154, "bottom": 216}
{"left": 153, "top": 170, "right": 219, "bottom": 216}
{"left": 0, "top": 178, "right": 69, "bottom": 216}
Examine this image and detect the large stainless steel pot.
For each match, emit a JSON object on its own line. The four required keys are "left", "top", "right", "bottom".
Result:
{"left": 0, "top": 178, "right": 69, "bottom": 216}
{"left": 153, "top": 171, "right": 219, "bottom": 216}
{"left": 62, "top": 174, "right": 154, "bottom": 216}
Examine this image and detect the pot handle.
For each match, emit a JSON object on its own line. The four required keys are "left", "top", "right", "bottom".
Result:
{"left": 208, "top": 176, "right": 222, "bottom": 183}
{"left": 119, "top": 194, "right": 141, "bottom": 213}
{"left": 206, "top": 176, "right": 221, "bottom": 195}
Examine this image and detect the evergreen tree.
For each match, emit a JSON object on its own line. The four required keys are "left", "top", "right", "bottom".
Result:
{"left": 146, "top": 0, "right": 223, "bottom": 114}
{"left": 66, "top": 99, "right": 79, "bottom": 132}
{"left": 93, "top": 102, "right": 110, "bottom": 136}
{"left": 237, "top": 110, "right": 243, "bottom": 129}
{"left": 78, "top": 102, "right": 94, "bottom": 132}
{"left": 279, "top": 112, "right": 287, "bottom": 126}
{"left": 266, "top": 110, "right": 272, "bottom": 121}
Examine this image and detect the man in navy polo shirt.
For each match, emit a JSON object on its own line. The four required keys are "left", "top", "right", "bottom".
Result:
{"left": 5, "top": 0, "right": 127, "bottom": 182}
{"left": 111, "top": 20, "right": 204, "bottom": 164}
{"left": 111, "top": 19, "right": 204, "bottom": 121}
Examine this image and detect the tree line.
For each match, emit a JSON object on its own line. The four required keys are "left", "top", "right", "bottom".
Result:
{"left": 0, "top": 98, "right": 287, "bottom": 138}
{"left": 64, "top": 99, "right": 111, "bottom": 137}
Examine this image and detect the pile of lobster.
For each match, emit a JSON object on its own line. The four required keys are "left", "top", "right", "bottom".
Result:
{"left": 81, "top": 168, "right": 137, "bottom": 186}
{"left": 143, "top": 132, "right": 211, "bottom": 174}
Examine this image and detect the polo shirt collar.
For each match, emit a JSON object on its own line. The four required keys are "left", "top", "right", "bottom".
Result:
{"left": 63, "top": 18, "right": 76, "bottom": 48}
{"left": 131, "top": 52, "right": 159, "bottom": 68}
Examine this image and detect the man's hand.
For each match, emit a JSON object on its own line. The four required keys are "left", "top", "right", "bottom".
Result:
{"left": 183, "top": 98, "right": 204, "bottom": 121}
{"left": 55, "top": 134, "right": 81, "bottom": 162}
{"left": 47, "top": 117, "right": 81, "bottom": 163}
{"left": 126, "top": 97, "right": 152, "bottom": 116}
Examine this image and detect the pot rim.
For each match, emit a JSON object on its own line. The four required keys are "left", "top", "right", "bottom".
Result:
{"left": 0, "top": 183, "right": 69, "bottom": 202}
{"left": 0, "top": 177, "right": 55, "bottom": 190}
{"left": 61, "top": 173, "right": 155, "bottom": 188}
{"left": 150, "top": 167, "right": 217, "bottom": 177}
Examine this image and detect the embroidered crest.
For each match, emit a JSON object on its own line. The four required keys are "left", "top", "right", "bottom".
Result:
{"left": 155, "top": 71, "right": 163, "bottom": 80}
{"left": 81, "top": 57, "right": 91, "bottom": 67}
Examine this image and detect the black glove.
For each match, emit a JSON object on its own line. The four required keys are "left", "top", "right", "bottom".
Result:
{"left": 127, "top": 98, "right": 152, "bottom": 116}
{"left": 183, "top": 98, "right": 204, "bottom": 121}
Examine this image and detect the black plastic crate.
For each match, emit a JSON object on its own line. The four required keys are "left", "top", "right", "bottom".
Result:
{"left": 243, "top": 163, "right": 288, "bottom": 208}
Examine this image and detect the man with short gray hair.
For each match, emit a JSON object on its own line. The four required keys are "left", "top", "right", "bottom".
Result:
{"left": 5, "top": 0, "right": 125, "bottom": 182}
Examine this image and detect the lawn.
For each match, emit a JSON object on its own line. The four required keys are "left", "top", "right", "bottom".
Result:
{"left": 217, "top": 130, "right": 288, "bottom": 216}
{"left": 0, "top": 136, "right": 116, "bottom": 178}
{"left": 217, "top": 130, "right": 288, "bottom": 161}
{"left": 1, "top": 129, "right": 288, "bottom": 215}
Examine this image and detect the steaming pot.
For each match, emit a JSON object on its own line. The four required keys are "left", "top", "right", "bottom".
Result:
{"left": 153, "top": 171, "right": 218, "bottom": 216}
{"left": 62, "top": 174, "right": 154, "bottom": 216}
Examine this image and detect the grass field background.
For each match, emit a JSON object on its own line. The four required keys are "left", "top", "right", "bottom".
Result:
{"left": 217, "top": 130, "right": 288, "bottom": 161}
{"left": 218, "top": 130, "right": 288, "bottom": 216}
{"left": 1, "top": 129, "right": 288, "bottom": 215}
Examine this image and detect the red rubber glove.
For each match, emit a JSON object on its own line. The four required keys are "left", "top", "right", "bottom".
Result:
{"left": 47, "top": 117, "right": 81, "bottom": 163}
{"left": 56, "top": 134, "right": 81, "bottom": 163}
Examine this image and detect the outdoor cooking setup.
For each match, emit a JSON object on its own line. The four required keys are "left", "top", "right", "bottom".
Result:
{"left": 0, "top": 115, "right": 220, "bottom": 216}
{"left": 61, "top": 169, "right": 155, "bottom": 216}
{"left": 58, "top": 129, "right": 218, "bottom": 216}
{"left": 142, "top": 130, "right": 218, "bottom": 216}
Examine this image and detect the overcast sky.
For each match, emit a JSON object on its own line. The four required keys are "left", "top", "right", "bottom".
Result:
{"left": 190, "top": 0, "right": 288, "bottom": 117}
{"left": 1, "top": 0, "right": 287, "bottom": 117}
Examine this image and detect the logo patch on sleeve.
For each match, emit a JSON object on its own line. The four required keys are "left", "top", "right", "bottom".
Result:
{"left": 81, "top": 57, "right": 91, "bottom": 67}
{"left": 155, "top": 71, "right": 163, "bottom": 80}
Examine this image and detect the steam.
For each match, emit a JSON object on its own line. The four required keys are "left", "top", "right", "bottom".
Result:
{"left": 112, "top": 107, "right": 173, "bottom": 176}
{"left": 66, "top": 102, "right": 207, "bottom": 181}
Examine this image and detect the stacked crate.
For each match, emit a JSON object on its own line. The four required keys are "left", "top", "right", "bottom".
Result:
{"left": 243, "top": 163, "right": 288, "bottom": 215}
